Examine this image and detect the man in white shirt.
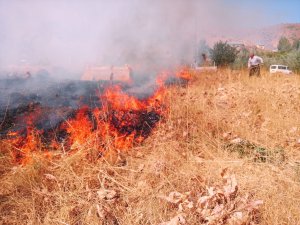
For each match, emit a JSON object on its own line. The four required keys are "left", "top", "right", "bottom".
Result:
{"left": 248, "top": 53, "right": 263, "bottom": 76}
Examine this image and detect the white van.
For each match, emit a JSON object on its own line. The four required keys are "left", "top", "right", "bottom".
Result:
{"left": 270, "top": 65, "right": 292, "bottom": 74}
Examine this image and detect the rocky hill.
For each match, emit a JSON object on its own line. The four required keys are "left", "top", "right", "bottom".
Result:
{"left": 206, "top": 23, "right": 300, "bottom": 49}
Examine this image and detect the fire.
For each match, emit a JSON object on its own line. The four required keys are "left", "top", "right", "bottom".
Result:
{"left": 102, "top": 85, "right": 145, "bottom": 111}
{"left": 6, "top": 117, "right": 42, "bottom": 164}
{"left": 156, "top": 67, "right": 192, "bottom": 87}
{"left": 64, "top": 107, "right": 93, "bottom": 147}
{"left": 2, "top": 68, "right": 191, "bottom": 164}
{"left": 176, "top": 67, "right": 192, "bottom": 80}
{"left": 156, "top": 71, "right": 171, "bottom": 87}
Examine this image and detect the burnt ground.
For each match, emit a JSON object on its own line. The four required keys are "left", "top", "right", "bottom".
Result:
{"left": 0, "top": 75, "right": 187, "bottom": 145}
{"left": 0, "top": 77, "right": 127, "bottom": 137}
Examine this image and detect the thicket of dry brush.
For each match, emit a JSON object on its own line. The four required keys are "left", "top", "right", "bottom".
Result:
{"left": 1, "top": 69, "right": 300, "bottom": 225}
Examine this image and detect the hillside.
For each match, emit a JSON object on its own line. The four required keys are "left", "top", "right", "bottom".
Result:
{"left": 206, "top": 23, "right": 300, "bottom": 49}
{"left": 1, "top": 70, "right": 300, "bottom": 224}
{"left": 247, "top": 23, "right": 300, "bottom": 48}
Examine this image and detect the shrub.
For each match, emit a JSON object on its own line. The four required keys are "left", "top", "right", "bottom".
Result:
{"left": 210, "top": 41, "right": 237, "bottom": 67}
{"left": 261, "top": 50, "right": 300, "bottom": 74}
{"left": 278, "top": 36, "right": 292, "bottom": 52}
{"left": 292, "top": 39, "right": 300, "bottom": 51}
{"left": 232, "top": 48, "right": 250, "bottom": 69}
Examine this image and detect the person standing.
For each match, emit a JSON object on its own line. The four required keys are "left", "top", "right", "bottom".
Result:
{"left": 248, "top": 53, "right": 263, "bottom": 76}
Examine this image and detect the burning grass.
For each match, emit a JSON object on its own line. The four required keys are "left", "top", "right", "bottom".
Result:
{"left": 1, "top": 69, "right": 300, "bottom": 224}
{"left": 1, "top": 79, "right": 167, "bottom": 164}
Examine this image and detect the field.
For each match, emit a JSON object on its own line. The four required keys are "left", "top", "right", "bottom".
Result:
{"left": 1, "top": 69, "right": 300, "bottom": 225}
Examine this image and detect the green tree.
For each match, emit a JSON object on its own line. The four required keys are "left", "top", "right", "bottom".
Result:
{"left": 277, "top": 36, "right": 292, "bottom": 52}
{"left": 210, "top": 41, "right": 237, "bottom": 67}
{"left": 232, "top": 47, "right": 250, "bottom": 69}
{"left": 292, "top": 39, "right": 300, "bottom": 51}
{"left": 287, "top": 51, "right": 300, "bottom": 73}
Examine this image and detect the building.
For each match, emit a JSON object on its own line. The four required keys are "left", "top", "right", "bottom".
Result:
{"left": 228, "top": 41, "right": 245, "bottom": 50}
{"left": 256, "top": 44, "right": 265, "bottom": 50}
{"left": 81, "top": 65, "right": 132, "bottom": 82}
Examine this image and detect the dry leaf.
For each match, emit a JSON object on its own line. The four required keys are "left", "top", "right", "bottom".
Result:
{"left": 158, "top": 214, "right": 186, "bottom": 225}
{"left": 244, "top": 200, "right": 264, "bottom": 211}
{"left": 198, "top": 195, "right": 211, "bottom": 205}
{"left": 183, "top": 199, "right": 194, "bottom": 209}
{"left": 44, "top": 173, "right": 57, "bottom": 181}
{"left": 96, "top": 204, "right": 105, "bottom": 218}
{"left": 228, "top": 211, "right": 245, "bottom": 225}
{"left": 97, "top": 189, "right": 117, "bottom": 200}
{"left": 137, "top": 164, "right": 145, "bottom": 172}
{"left": 161, "top": 170, "right": 262, "bottom": 225}
{"left": 178, "top": 200, "right": 194, "bottom": 212}
{"left": 221, "top": 169, "right": 238, "bottom": 198}
{"left": 230, "top": 138, "right": 243, "bottom": 144}
{"left": 207, "top": 186, "right": 215, "bottom": 196}
{"left": 160, "top": 191, "right": 185, "bottom": 204}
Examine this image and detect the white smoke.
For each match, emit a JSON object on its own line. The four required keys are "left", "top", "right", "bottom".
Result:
{"left": 0, "top": 0, "right": 271, "bottom": 78}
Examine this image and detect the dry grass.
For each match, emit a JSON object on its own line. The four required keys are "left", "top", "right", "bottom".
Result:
{"left": 1, "top": 69, "right": 300, "bottom": 225}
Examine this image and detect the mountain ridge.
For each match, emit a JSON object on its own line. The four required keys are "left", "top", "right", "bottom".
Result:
{"left": 205, "top": 23, "right": 300, "bottom": 49}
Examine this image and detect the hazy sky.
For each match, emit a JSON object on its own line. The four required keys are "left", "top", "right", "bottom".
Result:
{"left": 0, "top": 0, "right": 299, "bottom": 76}
{"left": 226, "top": 0, "right": 300, "bottom": 24}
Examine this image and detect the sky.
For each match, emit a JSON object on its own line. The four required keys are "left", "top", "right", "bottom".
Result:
{"left": 268, "top": 0, "right": 300, "bottom": 23}
{"left": 0, "top": 0, "right": 299, "bottom": 77}
{"left": 226, "top": 0, "right": 300, "bottom": 25}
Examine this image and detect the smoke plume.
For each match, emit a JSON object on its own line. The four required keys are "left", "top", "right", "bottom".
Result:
{"left": 0, "top": 0, "right": 269, "bottom": 78}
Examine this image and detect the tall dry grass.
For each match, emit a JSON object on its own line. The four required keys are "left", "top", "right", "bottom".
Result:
{"left": 1, "top": 69, "right": 300, "bottom": 224}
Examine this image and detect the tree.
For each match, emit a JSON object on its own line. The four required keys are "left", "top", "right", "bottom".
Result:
{"left": 287, "top": 50, "right": 300, "bottom": 73}
{"left": 277, "top": 36, "right": 292, "bottom": 52}
{"left": 210, "top": 41, "right": 237, "bottom": 67}
{"left": 292, "top": 39, "right": 300, "bottom": 51}
{"left": 232, "top": 47, "right": 250, "bottom": 69}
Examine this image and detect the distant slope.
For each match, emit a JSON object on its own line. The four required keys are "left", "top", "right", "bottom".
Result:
{"left": 205, "top": 23, "right": 300, "bottom": 49}
{"left": 247, "top": 23, "right": 300, "bottom": 49}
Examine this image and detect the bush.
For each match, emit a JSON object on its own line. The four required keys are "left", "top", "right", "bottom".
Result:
{"left": 292, "top": 39, "right": 300, "bottom": 51}
{"left": 210, "top": 41, "right": 237, "bottom": 67}
{"left": 261, "top": 50, "right": 300, "bottom": 74}
{"left": 278, "top": 36, "right": 292, "bottom": 52}
{"left": 287, "top": 51, "right": 300, "bottom": 73}
{"left": 232, "top": 48, "right": 250, "bottom": 69}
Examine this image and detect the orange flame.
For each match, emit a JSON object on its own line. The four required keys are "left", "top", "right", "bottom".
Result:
{"left": 5, "top": 106, "right": 45, "bottom": 164}
{"left": 176, "top": 67, "right": 192, "bottom": 80}
{"left": 4, "top": 68, "right": 192, "bottom": 164}
{"left": 64, "top": 107, "right": 93, "bottom": 147}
